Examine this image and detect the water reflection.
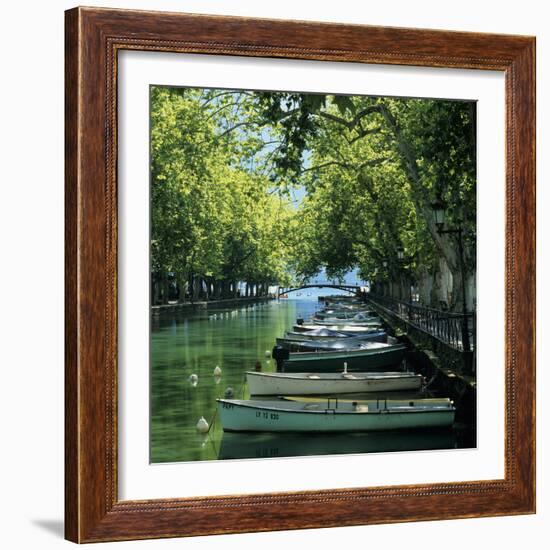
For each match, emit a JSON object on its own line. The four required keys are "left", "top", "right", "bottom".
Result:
{"left": 218, "top": 430, "right": 457, "bottom": 460}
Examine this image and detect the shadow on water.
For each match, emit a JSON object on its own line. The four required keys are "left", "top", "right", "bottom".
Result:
{"left": 218, "top": 429, "right": 457, "bottom": 460}
{"left": 150, "top": 298, "right": 475, "bottom": 463}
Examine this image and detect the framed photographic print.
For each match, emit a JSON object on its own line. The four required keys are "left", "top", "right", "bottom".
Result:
{"left": 65, "top": 6, "right": 535, "bottom": 543}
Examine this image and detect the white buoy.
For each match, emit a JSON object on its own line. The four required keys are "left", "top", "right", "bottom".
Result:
{"left": 213, "top": 365, "right": 222, "bottom": 376}
{"left": 196, "top": 417, "right": 209, "bottom": 433}
{"left": 189, "top": 373, "right": 198, "bottom": 386}
{"left": 264, "top": 350, "right": 271, "bottom": 358}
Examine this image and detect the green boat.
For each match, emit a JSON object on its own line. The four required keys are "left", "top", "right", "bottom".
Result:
{"left": 217, "top": 398, "right": 455, "bottom": 433}
{"left": 284, "top": 328, "right": 355, "bottom": 340}
{"left": 293, "top": 323, "right": 381, "bottom": 334}
{"left": 280, "top": 342, "right": 407, "bottom": 372}
{"left": 311, "top": 317, "right": 382, "bottom": 327}
{"left": 275, "top": 331, "right": 387, "bottom": 350}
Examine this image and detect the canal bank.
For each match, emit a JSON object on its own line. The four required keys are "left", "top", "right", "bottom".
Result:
{"left": 151, "top": 296, "right": 274, "bottom": 316}
{"left": 365, "top": 298, "right": 476, "bottom": 426}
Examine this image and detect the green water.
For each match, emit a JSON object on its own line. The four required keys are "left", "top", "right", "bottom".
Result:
{"left": 150, "top": 298, "right": 471, "bottom": 463}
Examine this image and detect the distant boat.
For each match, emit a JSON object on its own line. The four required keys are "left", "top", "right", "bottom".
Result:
{"left": 314, "top": 309, "right": 376, "bottom": 320}
{"left": 246, "top": 371, "right": 423, "bottom": 396}
{"left": 217, "top": 398, "right": 455, "bottom": 433}
{"left": 312, "top": 315, "right": 381, "bottom": 326}
{"left": 280, "top": 342, "right": 407, "bottom": 372}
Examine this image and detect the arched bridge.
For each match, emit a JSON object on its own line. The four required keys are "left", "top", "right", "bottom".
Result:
{"left": 277, "top": 283, "right": 362, "bottom": 298}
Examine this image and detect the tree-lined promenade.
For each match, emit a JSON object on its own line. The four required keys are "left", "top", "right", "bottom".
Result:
{"left": 151, "top": 87, "right": 476, "bottom": 312}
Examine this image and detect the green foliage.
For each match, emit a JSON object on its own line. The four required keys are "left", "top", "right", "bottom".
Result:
{"left": 150, "top": 86, "right": 295, "bottom": 297}
{"left": 150, "top": 86, "right": 476, "bottom": 307}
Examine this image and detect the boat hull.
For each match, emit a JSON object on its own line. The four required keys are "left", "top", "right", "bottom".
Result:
{"left": 293, "top": 324, "right": 382, "bottom": 334}
{"left": 314, "top": 310, "right": 375, "bottom": 320}
{"left": 217, "top": 399, "right": 455, "bottom": 433}
{"left": 312, "top": 318, "right": 381, "bottom": 326}
{"left": 276, "top": 331, "right": 387, "bottom": 350}
{"left": 281, "top": 345, "right": 406, "bottom": 372}
{"left": 247, "top": 371, "right": 422, "bottom": 395}
{"left": 284, "top": 329, "right": 350, "bottom": 340}
{"left": 284, "top": 396, "right": 451, "bottom": 407}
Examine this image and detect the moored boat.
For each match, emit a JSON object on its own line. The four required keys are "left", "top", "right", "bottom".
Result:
{"left": 275, "top": 331, "right": 387, "bottom": 350}
{"left": 280, "top": 342, "right": 407, "bottom": 372}
{"left": 293, "top": 323, "right": 382, "bottom": 333}
{"left": 284, "top": 328, "right": 353, "bottom": 339}
{"left": 283, "top": 396, "right": 451, "bottom": 407}
{"left": 311, "top": 316, "right": 381, "bottom": 326}
{"left": 314, "top": 309, "right": 376, "bottom": 320}
{"left": 217, "top": 398, "right": 455, "bottom": 433}
{"left": 246, "top": 370, "right": 423, "bottom": 396}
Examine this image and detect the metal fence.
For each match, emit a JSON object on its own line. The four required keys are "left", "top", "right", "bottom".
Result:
{"left": 367, "top": 293, "right": 476, "bottom": 353}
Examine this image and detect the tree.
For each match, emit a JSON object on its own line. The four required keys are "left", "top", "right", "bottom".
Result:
{"left": 150, "top": 86, "right": 477, "bottom": 311}
{"left": 252, "top": 92, "right": 476, "bottom": 309}
{"left": 150, "top": 86, "right": 297, "bottom": 304}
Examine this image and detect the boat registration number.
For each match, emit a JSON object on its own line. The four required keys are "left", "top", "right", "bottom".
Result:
{"left": 256, "top": 411, "right": 279, "bottom": 420}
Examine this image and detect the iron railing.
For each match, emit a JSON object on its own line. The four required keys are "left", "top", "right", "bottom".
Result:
{"left": 367, "top": 293, "right": 476, "bottom": 353}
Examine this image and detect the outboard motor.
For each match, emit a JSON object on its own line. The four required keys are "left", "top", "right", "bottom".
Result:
{"left": 272, "top": 345, "right": 290, "bottom": 371}
{"left": 296, "top": 318, "right": 304, "bottom": 325}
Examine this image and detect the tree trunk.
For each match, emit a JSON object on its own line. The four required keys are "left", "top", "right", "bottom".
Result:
{"left": 177, "top": 274, "right": 188, "bottom": 303}
{"left": 417, "top": 267, "right": 434, "bottom": 306}
{"left": 152, "top": 274, "right": 161, "bottom": 305}
{"left": 191, "top": 275, "right": 200, "bottom": 302}
{"left": 450, "top": 267, "right": 475, "bottom": 312}
{"left": 378, "top": 103, "right": 476, "bottom": 294}
{"left": 430, "top": 258, "right": 453, "bottom": 309}
{"left": 160, "top": 274, "right": 169, "bottom": 305}
{"left": 466, "top": 272, "right": 476, "bottom": 311}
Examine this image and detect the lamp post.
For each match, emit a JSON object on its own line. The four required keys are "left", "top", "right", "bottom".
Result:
{"left": 396, "top": 246, "right": 404, "bottom": 303}
{"left": 432, "top": 201, "right": 471, "bottom": 352}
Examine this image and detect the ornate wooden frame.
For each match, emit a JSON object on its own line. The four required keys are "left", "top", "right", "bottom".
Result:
{"left": 65, "top": 6, "right": 536, "bottom": 543}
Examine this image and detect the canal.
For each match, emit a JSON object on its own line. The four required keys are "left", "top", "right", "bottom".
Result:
{"left": 151, "top": 295, "right": 475, "bottom": 463}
